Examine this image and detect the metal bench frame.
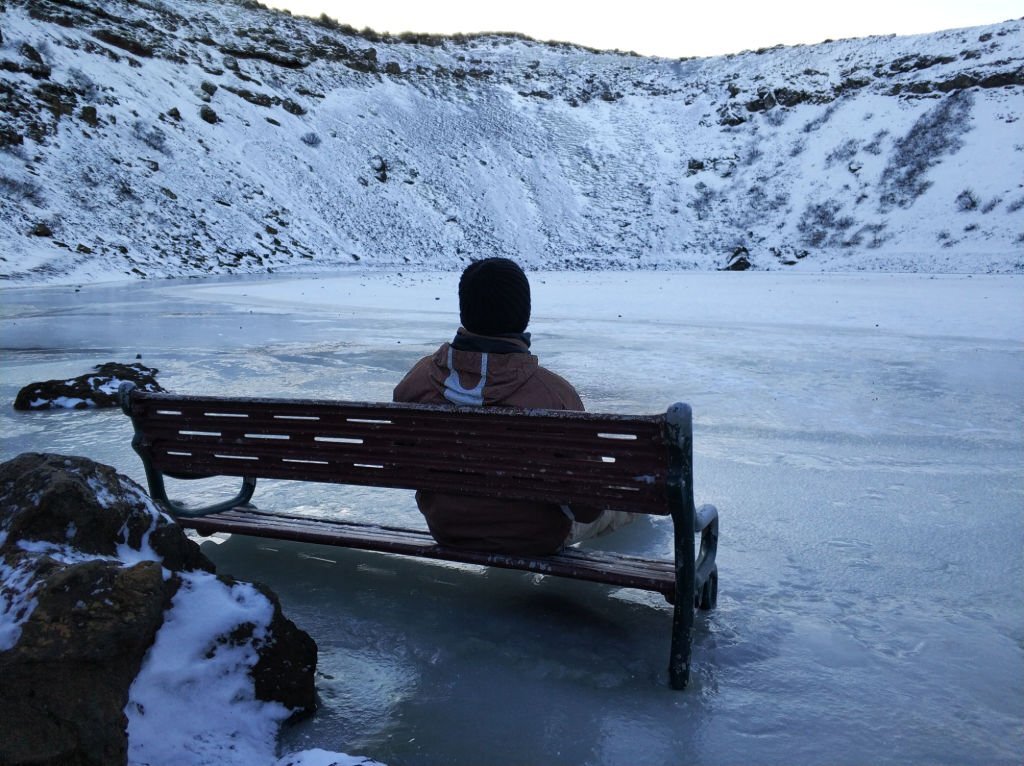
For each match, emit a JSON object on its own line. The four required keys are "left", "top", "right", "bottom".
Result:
{"left": 119, "top": 382, "right": 718, "bottom": 689}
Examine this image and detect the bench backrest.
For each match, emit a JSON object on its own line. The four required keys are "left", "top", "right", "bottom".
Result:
{"left": 124, "top": 391, "right": 685, "bottom": 515}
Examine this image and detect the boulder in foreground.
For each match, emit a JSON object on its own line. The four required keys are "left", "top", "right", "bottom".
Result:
{"left": 0, "top": 453, "right": 317, "bottom": 766}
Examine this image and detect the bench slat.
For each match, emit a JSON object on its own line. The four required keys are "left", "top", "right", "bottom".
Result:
{"left": 140, "top": 422, "right": 666, "bottom": 471}
{"left": 141, "top": 406, "right": 665, "bottom": 437}
{"left": 150, "top": 452, "right": 668, "bottom": 512}
{"left": 136, "top": 394, "right": 665, "bottom": 426}
{"left": 182, "top": 508, "right": 676, "bottom": 603}
{"left": 144, "top": 434, "right": 667, "bottom": 485}
{"left": 140, "top": 421, "right": 668, "bottom": 475}
{"left": 138, "top": 420, "right": 666, "bottom": 463}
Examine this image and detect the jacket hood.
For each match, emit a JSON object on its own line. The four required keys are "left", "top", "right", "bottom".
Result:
{"left": 427, "top": 343, "right": 540, "bottom": 406}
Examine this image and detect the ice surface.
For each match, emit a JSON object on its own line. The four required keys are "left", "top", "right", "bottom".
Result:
{"left": 1, "top": 271, "right": 1022, "bottom": 765}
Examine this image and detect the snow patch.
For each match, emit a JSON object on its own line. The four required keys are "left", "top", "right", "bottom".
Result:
{"left": 274, "top": 750, "right": 386, "bottom": 766}
{"left": 0, "top": 557, "right": 39, "bottom": 652}
{"left": 89, "top": 475, "right": 169, "bottom": 565}
{"left": 94, "top": 376, "right": 130, "bottom": 395}
{"left": 116, "top": 511, "right": 162, "bottom": 566}
{"left": 17, "top": 538, "right": 116, "bottom": 566}
{"left": 33, "top": 396, "right": 91, "bottom": 408}
{"left": 125, "top": 571, "right": 288, "bottom": 766}
{"left": 86, "top": 475, "right": 119, "bottom": 510}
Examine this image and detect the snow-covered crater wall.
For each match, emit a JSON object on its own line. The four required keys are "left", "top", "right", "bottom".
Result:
{"left": 0, "top": 0, "right": 1022, "bottom": 282}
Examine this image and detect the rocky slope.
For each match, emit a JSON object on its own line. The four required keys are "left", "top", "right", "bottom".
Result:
{"left": 1, "top": 0, "right": 1022, "bottom": 281}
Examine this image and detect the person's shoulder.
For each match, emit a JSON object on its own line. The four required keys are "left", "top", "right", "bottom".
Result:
{"left": 530, "top": 364, "right": 585, "bottom": 411}
{"left": 393, "top": 345, "right": 447, "bottom": 403}
{"left": 533, "top": 364, "right": 574, "bottom": 390}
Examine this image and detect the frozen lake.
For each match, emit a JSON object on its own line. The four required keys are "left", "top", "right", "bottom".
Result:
{"left": 1, "top": 270, "right": 1022, "bottom": 765}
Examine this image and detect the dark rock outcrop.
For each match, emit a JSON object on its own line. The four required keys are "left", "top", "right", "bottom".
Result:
{"left": 199, "top": 104, "right": 219, "bottom": 123}
{"left": 0, "top": 453, "right": 318, "bottom": 766}
{"left": 0, "top": 454, "right": 203, "bottom": 765}
{"left": 228, "top": 577, "right": 319, "bottom": 718}
{"left": 722, "top": 246, "right": 752, "bottom": 271}
{"left": 0, "top": 453, "right": 209, "bottom": 570}
{"left": 13, "top": 361, "right": 164, "bottom": 410}
{"left": 1, "top": 557, "right": 173, "bottom": 765}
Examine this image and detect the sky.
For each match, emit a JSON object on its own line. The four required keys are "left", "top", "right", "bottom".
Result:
{"left": 265, "top": 0, "right": 1024, "bottom": 58}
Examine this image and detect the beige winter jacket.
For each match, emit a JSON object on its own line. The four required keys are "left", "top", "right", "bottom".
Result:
{"left": 393, "top": 335, "right": 601, "bottom": 554}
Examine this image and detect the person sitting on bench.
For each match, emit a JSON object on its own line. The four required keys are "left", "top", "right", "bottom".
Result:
{"left": 393, "top": 257, "right": 633, "bottom": 555}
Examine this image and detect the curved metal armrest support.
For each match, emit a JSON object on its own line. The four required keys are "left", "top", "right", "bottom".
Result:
{"left": 119, "top": 380, "right": 137, "bottom": 415}
{"left": 155, "top": 476, "right": 258, "bottom": 518}
{"left": 694, "top": 503, "right": 719, "bottom": 589}
{"left": 120, "top": 381, "right": 257, "bottom": 518}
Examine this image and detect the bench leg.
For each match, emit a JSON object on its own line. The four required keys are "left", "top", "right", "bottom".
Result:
{"left": 668, "top": 496, "right": 697, "bottom": 689}
{"left": 669, "top": 590, "right": 694, "bottom": 690}
{"left": 666, "top": 402, "right": 698, "bottom": 690}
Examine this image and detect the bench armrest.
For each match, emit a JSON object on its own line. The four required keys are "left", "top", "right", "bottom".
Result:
{"left": 694, "top": 504, "right": 719, "bottom": 608}
{"left": 120, "top": 382, "right": 258, "bottom": 517}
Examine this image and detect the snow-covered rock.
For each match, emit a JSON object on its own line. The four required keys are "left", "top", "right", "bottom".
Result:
{"left": 13, "top": 361, "right": 163, "bottom": 410}
{"left": 0, "top": 0, "right": 1021, "bottom": 283}
{"left": 0, "top": 453, "right": 318, "bottom": 766}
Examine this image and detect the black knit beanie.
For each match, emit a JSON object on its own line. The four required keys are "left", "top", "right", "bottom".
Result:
{"left": 458, "top": 258, "right": 531, "bottom": 335}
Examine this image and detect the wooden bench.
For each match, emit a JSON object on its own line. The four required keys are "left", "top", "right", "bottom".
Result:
{"left": 119, "top": 382, "right": 719, "bottom": 689}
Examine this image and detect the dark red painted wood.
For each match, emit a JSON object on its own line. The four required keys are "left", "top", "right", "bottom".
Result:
{"left": 129, "top": 392, "right": 672, "bottom": 513}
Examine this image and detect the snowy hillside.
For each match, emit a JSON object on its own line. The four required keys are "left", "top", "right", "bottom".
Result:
{"left": 1, "top": 0, "right": 1022, "bottom": 282}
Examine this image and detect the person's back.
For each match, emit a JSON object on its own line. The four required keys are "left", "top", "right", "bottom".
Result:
{"left": 394, "top": 258, "right": 630, "bottom": 555}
